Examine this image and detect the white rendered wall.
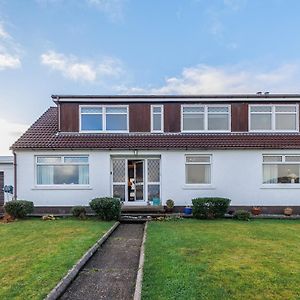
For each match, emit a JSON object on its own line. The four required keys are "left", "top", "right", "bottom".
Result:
{"left": 0, "top": 163, "right": 14, "bottom": 202}
{"left": 15, "top": 149, "right": 300, "bottom": 207}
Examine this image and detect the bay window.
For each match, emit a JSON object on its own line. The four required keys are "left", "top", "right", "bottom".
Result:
{"left": 185, "top": 155, "right": 211, "bottom": 184}
{"left": 263, "top": 155, "right": 300, "bottom": 184}
{"left": 80, "top": 106, "right": 128, "bottom": 132}
{"left": 250, "top": 105, "right": 298, "bottom": 131}
{"left": 36, "top": 156, "right": 89, "bottom": 185}
{"left": 182, "top": 105, "right": 230, "bottom": 132}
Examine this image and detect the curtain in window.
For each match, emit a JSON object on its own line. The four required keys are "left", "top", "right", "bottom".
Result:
{"left": 37, "top": 165, "right": 54, "bottom": 184}
{"left": 204, "top": 165, "right": 211, "bottom": 183}
{"left": 79, "top": 165, "right": 89, "bottom": 184}
{"left": 263, "top": 165, "right": 278, "bottom": 184}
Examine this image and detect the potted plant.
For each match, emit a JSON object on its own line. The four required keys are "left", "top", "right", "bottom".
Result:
{"left": 251, "top": 206, "right": 262, "bottom": 216}
{"left": 284, "top": 207, "right": 293, "bottom": 216}
{"left": 184, "top": 205, "right": 192, "bottom": 216}
{"left": 165, "top": 199, "right": 174, "bottom": 213}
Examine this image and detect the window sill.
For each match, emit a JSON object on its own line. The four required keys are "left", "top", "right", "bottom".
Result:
{"left": 261, "top": 184, "right": 300, "bottom": 189}
{"left": 182, "top": 184, "right": 215, "bottom": 190}
{"left": 32, "top": 185, "right": 92, "bottom": 190}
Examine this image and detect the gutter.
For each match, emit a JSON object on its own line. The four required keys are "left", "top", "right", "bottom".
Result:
{"left": 51, "top": 94, "right": 300, "bottom": 103}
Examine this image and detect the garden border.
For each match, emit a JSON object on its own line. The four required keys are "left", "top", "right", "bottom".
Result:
{"left": 134, "top": 221, "right": 148, "bottom": 300}
{"left": 45, "top": 221, "right": 120, "bottom": 300}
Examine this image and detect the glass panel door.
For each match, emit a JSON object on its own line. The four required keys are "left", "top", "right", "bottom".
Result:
{"left": 134, "top": 161, "right": 144, "bottom": 201}
{"left": 112, "top": 159, "right": 126, "bottom": 201}
{"left": 147, "top": 159, "right": 160, "bottom": 202}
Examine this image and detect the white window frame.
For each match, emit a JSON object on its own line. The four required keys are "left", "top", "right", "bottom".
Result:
{"left": 249, "top": 104, "right": 299, "bottom": 132}
{"left": 181, "top": 104, "right": 231, "bottom": 133}
{"left": 35, "top": 155, "right": 90, "bottom": 187}
{"left": 185, "top": 154, "right": 212, "bottom": 185}
{"left": 151, "top": 105, "right": 164, "bottom": 133}
{"left": 262, "top": 154, "right": 300, "bottom": 187}
{"left": 79, "top": 105, "right": 129, "bottom": 133}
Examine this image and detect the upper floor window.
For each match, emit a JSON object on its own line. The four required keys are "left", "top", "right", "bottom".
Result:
{"left": 181, "top": 105, "right": 230, "bottom": 132}
{"left": 263, "top": 155, "right": 300, "bottom": 184}
{"left": 36, "top": 155, "right": 89, "bottom": 185}
{"left": 249, "top": 105, "right": 298, "bottom": 132}
{"left": 151, "top": 105, "right": 164, "bottom": 132}
{"left": 80, "top": 106, "right": 128, "bottom": 132}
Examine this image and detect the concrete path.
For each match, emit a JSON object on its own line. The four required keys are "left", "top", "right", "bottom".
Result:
{"left": 60, "top": 223, "right": 145, "bottom": 300}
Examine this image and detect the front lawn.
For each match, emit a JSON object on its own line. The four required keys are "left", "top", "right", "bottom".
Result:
{"left": 0, "top": 218, "right": 113, "bottom": 299}
{"left": 143, "top": 219, "right": 300, "bottom": 300}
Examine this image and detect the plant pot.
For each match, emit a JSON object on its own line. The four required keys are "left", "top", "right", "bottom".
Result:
{"left": 251, "top": 207, "right": 262, "bottom": 216}
{"left": 284, "top": 207, "right": 293, "bottom": 216}
{"left": 184, "top": 207, "right": 192, "bottom": 215}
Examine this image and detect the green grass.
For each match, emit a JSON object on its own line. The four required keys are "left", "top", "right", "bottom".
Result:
{"left": 0, "top": 217, "right": 113, "bottom": 300}
{"left": 142, "top": 219, "right": 300, "bottom": 300}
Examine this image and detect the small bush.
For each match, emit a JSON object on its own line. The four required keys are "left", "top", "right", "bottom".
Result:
{"left": 192, "top": 197, "right": 231, "bottom": 219}
{"left": 234, "top": 210, "right": 251, "bottom": 221}
{"left": 89, "top": 197, "right": 121, "bottom": 221}
{"left": 166, "top": 199, "right": 175, "bottom": 209}
{"left": 71, "top": 206, "right": 87, "bottom": 219}
{"left": 4, "top": 200, "right": 34, "bottom": 219}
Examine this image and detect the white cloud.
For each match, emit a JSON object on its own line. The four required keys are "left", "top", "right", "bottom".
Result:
{"left": 223, "top": 0, "right": 247, "bottom": 11}
{"left": 0, "top": 53, "right": 20, "bottom": 70}
{"left": 0, "top": 24, "right": 10, "bottom": 39}
{"left": 0, "top": 23, "right": 22, "bottom": 70}
{"left": 87, "top": 0, "right": 126, "bottom": 21}
{"left": 0, "top": 118, "right": 28, "bottom": 155}
{"left": 40, "top": 50, "right": 124, "bottom": 82}
{"left": 123, "top": 63, "right": 300, "bottom": 95}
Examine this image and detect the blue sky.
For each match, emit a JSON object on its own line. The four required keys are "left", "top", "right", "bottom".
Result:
{"left": 1, "top": 0, "right": 300, "bottom": 153}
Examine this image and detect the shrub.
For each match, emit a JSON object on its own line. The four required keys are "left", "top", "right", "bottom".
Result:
{"left": 192, "top": 197, "right": 231, "bottom": 219}
{"left": 234, "top": 210, "right": 251, "bottom": 221}
{"left": 166, "top": 199, "right": 175, "bottom": 209}
{"left": 4, "top": 200, "right": 34, "bottom": 219}
{"left": 71, "top": 206, "right": 87, "bottom": 219}
{"left": 89, "top": 197, "right": 121, "bottom": 221}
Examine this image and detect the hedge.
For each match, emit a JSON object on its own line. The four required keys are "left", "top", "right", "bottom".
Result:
{"left": 192, "top": 197, "right": 231, "bottom": 219}
{"left": 89, "top": 197, "right": 121, "bottom": 221}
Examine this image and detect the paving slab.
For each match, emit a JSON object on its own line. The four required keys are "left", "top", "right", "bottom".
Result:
{"left": 60, "top": 223, "right": 144, "bottom": 300}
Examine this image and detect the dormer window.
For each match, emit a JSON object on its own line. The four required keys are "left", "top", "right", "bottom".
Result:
{"left": 80, "top": 106, "right": 128, "bottom": 132}
{"left": 151, "top": 105, "right": 164, "bottom": 132}
{"left": 181, "top": 105, "right": 230, "bottom": 132}
{"left": 249, "top": 105, "right": 298, "bottom": 132}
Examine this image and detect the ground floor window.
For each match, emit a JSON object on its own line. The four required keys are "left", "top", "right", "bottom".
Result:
{"left": 36, "top": 156, "right": 89, "bottom": 185}
{"left": 263, "top": 155, "right": 300, "bottom": 184}
{"left": 185, "top": 155, "right": 211, "bottom": 184}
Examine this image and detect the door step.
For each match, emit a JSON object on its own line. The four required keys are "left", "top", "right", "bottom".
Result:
{"left": 121, "top": 205, "right": 165, "bottom": 213}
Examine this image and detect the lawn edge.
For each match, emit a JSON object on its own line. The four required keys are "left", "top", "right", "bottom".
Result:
{"left": 134, "top": 221, "right": 148, "bottom": 300}
{"left": 45, "top": 221, "right": 120, "bottom": 300}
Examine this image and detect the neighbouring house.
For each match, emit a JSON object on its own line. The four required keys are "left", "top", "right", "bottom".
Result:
{"left": 10, "top": 94, "right": 300, "bottom": 214}
{"left": 0, "top": 156, "right": 14, "bottom": 210}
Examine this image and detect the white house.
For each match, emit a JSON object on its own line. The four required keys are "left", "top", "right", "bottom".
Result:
{"left": 0, "top": 156, "right": 14, "bottom": 208}
{"left": 11, "top": 94, "right": 300, "bottom": 214}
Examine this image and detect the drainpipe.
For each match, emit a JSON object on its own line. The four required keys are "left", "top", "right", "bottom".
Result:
{"left": 13, "top": 151, "right": 17, "bottom": 200}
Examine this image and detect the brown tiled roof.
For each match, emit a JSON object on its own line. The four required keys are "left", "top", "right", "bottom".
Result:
{"left": 11, "top": 107, "right": 300, "bottom": 150}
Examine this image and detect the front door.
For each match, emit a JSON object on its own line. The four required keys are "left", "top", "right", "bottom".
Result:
{"left": 134, "top": 161, "right": 144, "bottom": 201}
{"left": 111, "top": 157, "right": 160, "bottom": 205}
